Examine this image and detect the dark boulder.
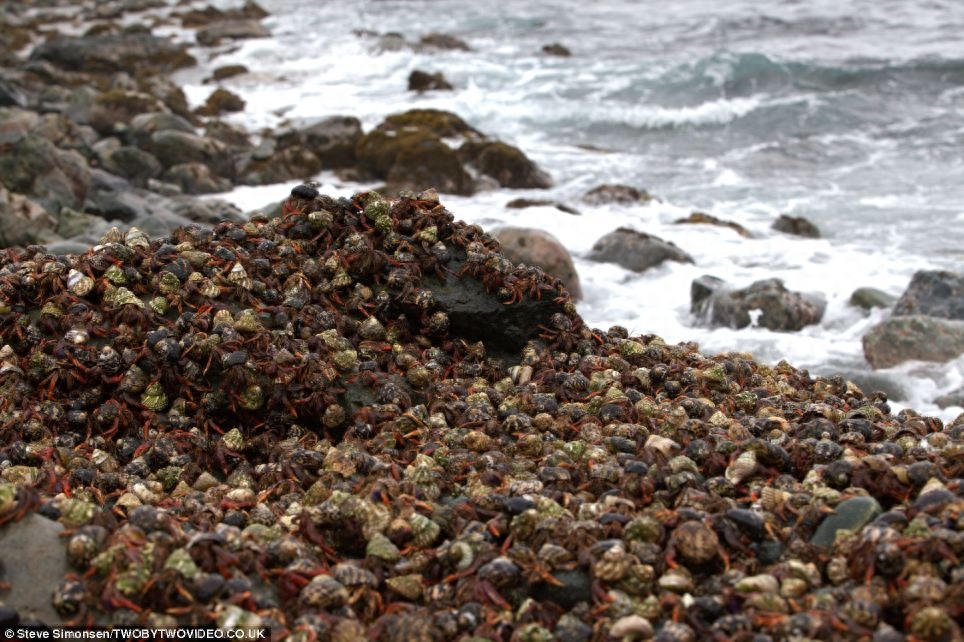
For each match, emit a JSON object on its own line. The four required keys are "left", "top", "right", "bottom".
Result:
{"left": 195, "top": 87, "right": 245, "bottom": 116}
{"left": 458, "top": 140, "right": 552, "bottom": 189}
{"left": 0, "top": 133, "right": 91, "bottom": 215}
{"left": 380, "top": 109, "right": 481, "bottom": 139}
{"left": 29, "top": 34, "right": 196, "bottom": 75}
{"left": 209, "top": 64, "right": 249, "bottom": 82}
{"left": 542, "top": 43, "right": 571, "bottom": 57}
{"left": 892, "top": 270, "right": 964, "bottom": 320}
{"left": 582, "top": 184, "right": 652, "bottom": 205}
{"left": 691, "top": 276, "right": 826, "bottom": 332}
{"left": 408, "top": 70, "right": 453, "bottom": 92}
{"left": 418, "top": 32, "right": 471, "bottom": 51}
{"left": 772, "top": 214, "right": 820, "bottom": 238}
{"left": 862, "top": 316, "right": 964, "bottom": 369}
{"left": 588, "top": 227, "right": 693, "bottom": 273}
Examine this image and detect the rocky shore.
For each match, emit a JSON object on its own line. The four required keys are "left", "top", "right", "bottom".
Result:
{"left": 0, "top": 185, "right": 960, "bottom": 642}
{"left": 0, "top": 2, "right": 963, "bottom": 641}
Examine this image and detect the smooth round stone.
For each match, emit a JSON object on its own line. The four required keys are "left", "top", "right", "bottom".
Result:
{"left": 810, "top": 496, "right": 882, "bottom": 548}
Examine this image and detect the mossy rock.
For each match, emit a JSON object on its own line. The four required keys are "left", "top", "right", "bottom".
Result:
{"left": 196, "top": 88, "right": 245, "bottom": 117}
{"left": 211, "top": 64, "right": 249, "bottom": 81}
{"left": 88, "top": 89, "right": 166, "bottom": 134}
{"left": 355, "top": 126, "right": 440, "bottom": 179}
{"left": 458, "top": 140, "right": 552, "bottom": 189}
{"left": 386, "top": 138, "right": 473, "bottom": 196}
{"left": 380, "top": 109, "right": 481, "bottom": 139}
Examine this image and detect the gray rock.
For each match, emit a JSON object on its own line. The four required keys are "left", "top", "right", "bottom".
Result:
{"left": 505, "top": 198, "right": 579, "bottom": 215}
{"left": 0, "top": 133, "right": 91, "bottom": 215}
{"left": 146, "top": 130, "right": 234, "bottom": 179}
{"left": 772, "top": 214, "right": 820, "bottom": 238}
{"left": 196, "top": 20, "right": 270, "bottom": 46}
{"left": 0, "top": 186, "right": 58, "bottom": 246}
{"left": 163, "top": 162, "right": 232, "bottom": 195}
{"left": 810, "top": 496, "right": 881, "bottom": 548}
{"left": 0, "top": 513, "right": 69, "bottom": 625}
{"left": 849, "top": 287, "right": 897, "bottom": 311}
{"left": 128, "top": 112, "right": 196, "bottom": 148}
{"left": 493, "top": 227, "right": 582, "bottom": 300}
{"left": 427, "top": 247, "right": 569, "bottom": 359}
{"left": 934, "top": 387, "right": 964, "bottom": 409}
{"left": 862, "top": 315, "right": 964, "bottom": 369}
{"left": 892, "top": 270, "right": 964, "bottom": 320}
{"left": 239, "top": 146, "right": 322, "bottom": 186}
{"left": 691, "top": 276, "right": 826, "bottom": 332}
{"left": 299, "top": 116, "right": 362, "bottom": 168}
{"left": 29, "top": 34, "right": 195, "bottom": 74}
{"left": 581, "top": 184, "right": 652, "bottom": 205}
{"left": 588, "top": 227, "right": 693, "bottom": 273}
{"left": 95, "top": 140, "right": 163, "bottom": 188}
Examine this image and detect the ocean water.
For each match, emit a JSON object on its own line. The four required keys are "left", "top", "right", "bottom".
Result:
{"left": 177, "top": 0, "right": 964, "bottom": 420}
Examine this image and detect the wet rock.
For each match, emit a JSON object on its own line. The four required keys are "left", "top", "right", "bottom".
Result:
{"left": 196, "top": 88, "right": 245, "bottom": 117}
{"left": 209, "top": 64, "right": 249, "bottom": 82}
{"left": 458, "top": 140, "right": 552, "bottom": 189}
{"left": 162, "top": 162, "right": 233, "bottom": 195}
{"left": 505, "top": 198, "right": 579, "bottom": 215}
{"left": 290, "top": 115, "right": 362, "bottom": 168}
{"left": 934, "top": 387, "right": 964, "bottom": 409}
{"left": 204, "top": 120, "right": 252, "bottom": 149}
{"left": 772, "top": 214, "right": 820, "bottom": 238}
{"left": 145, "top": 130, "right": 235, "bottom": 179}
{"left": 196, "top": 20, "right": 270, "bottom": 47}
{"left": 0, "top": 186, "right": 57, "bottom": 246}
{"left": 0, "top": 132, "right": 91, "bottom": 215}
{"left": 493, "top": 227, "right": 582, "bottom": 300}
{"left": 127, "top": 112, "right": 196, "bottom": 148}
{"left": 674, "top": 211, "right": 752, "bottom": 237}
{"left": 418, "top": 32, "right": 471, "bottom": 51}
{"left": 29, "top": 34, "right": 195, "bottom": 75}
{"left": 239, "top": 147, "right": 322, "bottom": 186}
{"left": 582, "top": 184, "right": 652, "bottom": 205}
{"left": 94, "top": 142, "right": 163, "bottom": 188}
{"left": 892, "top": 270, "right": 964, "bottom": 320}
{"left": 356, "top": 111, "right": 477, "bottom": 194}
{"left": 588, "top": 227, "right": 693, "bottom": 273}
{"left": 542, "top": 43, "right": 571, "bottom": 57}
{"left": 178, "top": 1, "right": 268, "bottom": 27}
{"left": 87, "top": 89, "right": 167, "bottom": 136}
{"left": 849, "top": 287, "right": 897, "bottom": 311}
{"left": 408, "top": 70, "right": 453, "bottom": 92}
{"left": 691, "top": 276, "right": 826, "bottom": 331}
{"left": 0, "top": 513, "right": 68, "bottom": 625}
{"left": 810, "top": 496, "right": 882, "bottom": 549}
{"left": 862, "top": 315, "right": 964, "bottom": 369}
{"left": 386, "top": 139, "right": 473, "bottom": 195}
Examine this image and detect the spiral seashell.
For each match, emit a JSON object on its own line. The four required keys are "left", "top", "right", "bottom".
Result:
{"left": 725, "top": 451, "right": 758, "bottom": 486}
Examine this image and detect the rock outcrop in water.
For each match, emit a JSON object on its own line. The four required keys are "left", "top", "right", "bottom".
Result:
{"left": 0, "top": 188, "right": 961, "bottom": 642}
